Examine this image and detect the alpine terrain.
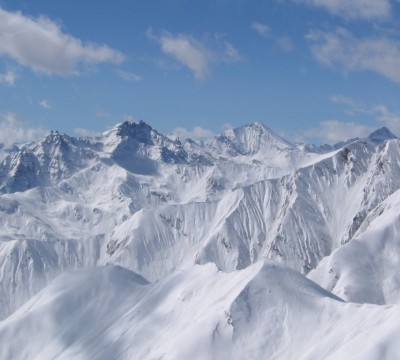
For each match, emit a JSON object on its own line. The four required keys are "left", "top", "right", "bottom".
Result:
{"left": 1, "top": 120, "right": 400, "bottom": 360}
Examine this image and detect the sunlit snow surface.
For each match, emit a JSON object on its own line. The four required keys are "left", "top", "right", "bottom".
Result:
{"left": 0, "top": 122, "right": 399, "bottom": 359}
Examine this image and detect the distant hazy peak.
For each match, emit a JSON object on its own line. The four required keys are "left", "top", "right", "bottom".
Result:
{"left": 367, "top": 127, "right": 398, "bottom": 144}
{"left": 211, "top": 121, "right": 295, "bottom": 157}
{"left": 223, "top": 121, "right": 292, "bottom": 144}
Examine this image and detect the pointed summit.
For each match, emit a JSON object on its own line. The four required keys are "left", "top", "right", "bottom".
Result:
{"left": 213, "top": 122, "right": 294, "bottom": 156}
{"left": 367, "top": 127, "right": 398, "bottom": 144}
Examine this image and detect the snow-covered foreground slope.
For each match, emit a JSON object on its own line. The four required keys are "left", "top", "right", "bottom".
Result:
{"left": 309, "top": 187, "right": 400, "bottom": 305}
{"left": 1, "top": 262, "right": 399, "bottom": 360}
{"left": 0, "top": 121, "right": 400, "bottom": 359}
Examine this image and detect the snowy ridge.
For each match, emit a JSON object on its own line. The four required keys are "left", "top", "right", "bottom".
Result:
{"left": 1, "top": 261, "right": 399, "bottom": 360}
{"left": 310, "top": 187, "right": 400, "bottom": 304}
{"left": 1, "top": 120, "right": 400, "bottom": 358}
{"left": 0, "top": 131, "right": 98, "bottom": 193}
{"left": 105, "top": 138, "right": 400, "bottom": 280}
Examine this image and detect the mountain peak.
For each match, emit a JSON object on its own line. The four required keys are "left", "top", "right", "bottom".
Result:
{"left": 215, "top": 121, "right": 294, "bottom": 156}
{"left": 235, "top": 121, "right": 272, "bottom": 133}
{"left": 368, "top": 127, "right": 398, "bottom": 144}
{"left": 115, "top": 120, "right": 155, "bottom": 145}
{"left": 245, "top": 121, "right": 292, "bottom": 145}
{"left": 42, "top": 130, "right": 71, "bottom": 145}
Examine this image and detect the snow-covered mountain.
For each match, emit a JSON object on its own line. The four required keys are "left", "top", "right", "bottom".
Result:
{"left": 296, "top": 126, "right": 398, "bottom": 153}
{"left": 1, "top": 120, "right": 400, "bottom": 359}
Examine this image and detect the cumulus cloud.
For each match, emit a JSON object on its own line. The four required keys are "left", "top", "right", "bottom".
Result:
{"left": 115, "top": 69, "right": 142, "bottom": 82}
{"left": 0, "top": 7, "right": 125, "bottom": 76}
{"left": 173, "top": 126, "right": 215, "bottom": 140}
{"left": 0, "top": 70, "right": 17, "bottom": 85}
{"left": 305, "top": 119, "right": 373, "bottom": 143}
{"left": 307, "top": 28, "right": 400, "bottom": 83}
{"left": 293, "top": 0, "right": 391, "bottom": 20}
{"left": 0, "top": 112, "right": 47, "bottom": 148}
{"left": 148, "top": 29, "right": 241, "bottom": 80}
{"left": 39, "top": 99, "right": 52, "bottom": 109}
{"left": 156, "top": 32, "right": 211, "bottom": 80}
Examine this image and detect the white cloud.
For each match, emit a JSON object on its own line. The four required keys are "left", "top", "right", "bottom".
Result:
{"left": 329, "top": 94, "right": 370, "bottom": 115}
{"left": 224, "top": 42, "right": 241, "bottom": 61}
{"left": 74, "top": 128, "right": 101, "bottom": 137}
{"left": 222, "top": 123, "right": 234, "bottom": 131}
{"left": 330, "top": 95, "right": 359, "bottom": 107}
{"left": 157, "top": 31, "right": 211, "bottom": 80}
{"left": 0, "top": 112, "right": 47, "bottom": 148}
{"left": 373, "top": 105, "right": 400, "bottom": 135}
{"left": 305, "top": 119, "right": 373, "bottom": 143}
{"left": 307, "top": 28, "right": 400, "bottom": 83}
{"left": 252, "top": 22, "right": 294, "bottom": 53}
{"left": 251, "top": 22, "right": 270, "bottom": 38}
{"left": 329, "top": 94, "right": 400, "bottom": 136}
{"left": 0, "top": 7, "right": 125, "bottom": 76}
{"left": 115, "top": 69, "right": 142, "bottom": 82}
{"left": 123, "top": 115, "right": 137, "bottom": 123}
{"left": 39, "top": 99, "right": 52, "bottom": 109}
{"left": 173, "top": 126, "right": 215, "bottom": 140}
{"left": 149, "top": 29, "right": 241, "bottom": 80}
{"left": 293, "top": 0, "right": 391, "bottom": 20}
{"left": 0, "top": 70, "right": 17, "bottom": 85}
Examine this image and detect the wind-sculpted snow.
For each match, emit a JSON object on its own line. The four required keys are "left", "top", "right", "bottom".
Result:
{"left": 0, "top": 121, "right": 400, "bottom": 358}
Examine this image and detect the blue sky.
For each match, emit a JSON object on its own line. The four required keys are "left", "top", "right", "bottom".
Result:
{"left": 0, "top": 0, "right": 399, "bottom": 145}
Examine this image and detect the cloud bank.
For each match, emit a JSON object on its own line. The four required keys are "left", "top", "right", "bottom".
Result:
{"left": 307, "top": 28, "right": 400, "bottom": 83}
{"left": 0, "top": 7, "right": 125, "bottom": 76}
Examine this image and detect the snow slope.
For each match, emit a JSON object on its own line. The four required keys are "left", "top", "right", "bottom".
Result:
{"left": 309, "top": 187, "right": 400, "bottom": 305}
{"left": 1, "top": 262, "right": 399, "bottom": 360}
{"left": 105, "top": 138, "right": 400, "bottom": 282}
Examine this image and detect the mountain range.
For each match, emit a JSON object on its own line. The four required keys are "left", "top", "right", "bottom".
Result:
{"left": 0, "top": 121, "right": 399, "bottom": 359}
